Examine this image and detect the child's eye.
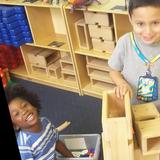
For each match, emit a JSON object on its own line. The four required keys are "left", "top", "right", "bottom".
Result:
{"left": 136, "top": 22, "right": 144, "bottom": 27}
{"left": 152, "top": 21, "right": 160, "bottom": 25}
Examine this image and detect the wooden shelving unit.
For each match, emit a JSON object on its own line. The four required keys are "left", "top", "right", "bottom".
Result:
{"left": 0, "top": 0, "right": 131, "bottom": 98}
{"left": 1, "top": 1, "right": 159, "bottom": 160}
{"left": 63, "top": 1, "right": 132, "bottom": 98}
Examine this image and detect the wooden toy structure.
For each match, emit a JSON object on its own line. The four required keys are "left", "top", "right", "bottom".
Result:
{"left": 102, "top": 90, "right": 134, "bottom": 160}
{"left": 84, "top": 11, "right": 115, "bottom": 53}
{"left": 60, "top": 54, "right": 76, "bottom": 83}
{"left": 102, "top": 90, "right": 160, "bottom": 160}
{"left": 132, "top": 103, "right": 160, "bottom": 158}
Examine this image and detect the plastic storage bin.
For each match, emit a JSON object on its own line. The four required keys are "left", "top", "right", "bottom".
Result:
{"left": 57, "top": 134, "right": 101, "bottom": 160}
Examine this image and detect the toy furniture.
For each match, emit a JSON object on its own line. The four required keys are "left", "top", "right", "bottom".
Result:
{"left": 101, "top": 90, "right": 134, "bottom": 160}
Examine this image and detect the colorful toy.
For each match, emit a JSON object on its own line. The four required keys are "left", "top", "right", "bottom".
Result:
{"left": 80, "top": 148, "right": 95, "bottom": 157}
{"left": 68, "top": 0, "right": 101, "bottom": 12}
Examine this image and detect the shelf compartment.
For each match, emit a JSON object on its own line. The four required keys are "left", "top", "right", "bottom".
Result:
{"left": 87, "top": 66, "right": 114, "bottom": 84}
{"left": 91, "top": 78, "right": 115, "bottom": 90}
{"left": 86, "top": 56, "right": 110, "bottom": 72}
{"left": 62, "top": 73, "right": 76, "bottom": 82}
{"left": 61, "top": 63, "right": 74, "bottom": 74}
{"left": 25, "top": 6, "right": 69, "bottom": 48}
{"left": 60, "top": 54, "right": 72, "bottom": 64}
{"left": 113, "top": 13, "right": 132, "bottom": 41}
{"left": 63, "top": 9, "right": 84, "bottom": 51}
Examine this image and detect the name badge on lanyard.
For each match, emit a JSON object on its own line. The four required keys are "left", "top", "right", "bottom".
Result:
{"left": 130, "top": 32, "right": 159, "bottom": 102}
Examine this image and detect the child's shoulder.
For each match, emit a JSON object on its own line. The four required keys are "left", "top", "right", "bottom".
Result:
{"left": 118, "top": 32, "right": 131, "bottom": 42}
{"left": 40, "top": 116, "right": 51, "bottom": 124}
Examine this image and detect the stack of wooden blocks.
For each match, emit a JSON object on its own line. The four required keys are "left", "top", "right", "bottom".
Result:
{"left": 132, "top": 103, "right": 160, "bottom": 159}
{"left": 59, "top": 53, "right": 76, "bottom": 83}
{"left": 74, "top": 11, "right": 115, "bottom": 53}
{"left": 84, "top": 11, "right": 115, "bottom": 53}
{"left": 86, "top": 56, "right": 115, "bottom": 89}
{"left": 27, "top": 48, "right": 61, "bottom": 79}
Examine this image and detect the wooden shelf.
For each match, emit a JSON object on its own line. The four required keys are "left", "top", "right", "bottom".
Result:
{"left": 10, "top": 65, "right": 29, "bottom": 78}
{"left": 82, "top": 82, "right": 114, "bottom": 99}
{"left": 75, "top": 48, "right": 111, "bottom": 60}
{"left": 0, "top": 1, "right": 132, "bottom": 98}
{"left": 0, "top": 0, "right": 64, "bottom": 8}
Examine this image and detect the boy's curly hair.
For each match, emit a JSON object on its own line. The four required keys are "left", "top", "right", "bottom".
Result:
{"left": 5, "top": 83, "right": 41, "bottom": 113}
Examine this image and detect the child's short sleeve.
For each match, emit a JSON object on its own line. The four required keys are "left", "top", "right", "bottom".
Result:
{"left": 108, "top": 34, "right": 127, "bottom": 71}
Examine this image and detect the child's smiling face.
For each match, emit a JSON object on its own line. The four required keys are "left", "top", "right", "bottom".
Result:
{"left": 9, "top": 97, "right": 41, "bottom": 132}
{"left": 130, "top": 6, "right": 160, "bottom": 44}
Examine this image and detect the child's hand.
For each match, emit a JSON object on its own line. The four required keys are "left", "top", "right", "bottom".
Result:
{"left": 114, "top": 82, "right": 133, "bottom": 99}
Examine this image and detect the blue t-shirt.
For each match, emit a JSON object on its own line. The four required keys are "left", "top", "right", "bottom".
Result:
{"left": 17, "top": 117, "right": 58, "bottom": 160}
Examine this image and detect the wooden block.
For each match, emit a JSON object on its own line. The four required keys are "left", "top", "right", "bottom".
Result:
{"left": 75, "top": 19, "right": 92, "bottom": 50}
{"left": 27, "top": 48, "right": 44, "bottom": 64}
{"left": 31, "top": 64, "right": 48, "bottom": 75}
{"left": 61, "top": 73, "right": 76, "bottom": 82}
{"left": 60, "top": 55, "right": 72, "bottom": 64}
{"left": 47, "top": 60, "right": 61, "bottom": 79}
{"left": 90, "top": 78, "right": 115, "bottom": 90}
{"left": 60, "top": 55, "right": 75, "bottom": 75}
{"left": 134, "top": 136, "right": 160, "bottom": 160}
{"left": 92, "top": 38, "right": 115, "bottom": 53}
{"left": 86, "top": 56, "right": 110, "bottom": 72}
{"left": 88, "top": 24, "right": 114, "bottom": 41}
{"left": 132, "top": 103, "right": 159, "bottom": 122}
{"left": 136, "top": 118, "right": 160, "bottom": 156}
{"left": 61, "top": 63, "right": 74, "bottom": 74}
{"left": 86, "top": 65, "right": 114, "bottom": 84}
{"left": 28, "top": 48, "right": 60, "bottom": 67}
{"left": 84, "top": 11, "right": 111, "bottom": 26}
{"left": 101, "top": 90, "right": 134, "bottom": 160}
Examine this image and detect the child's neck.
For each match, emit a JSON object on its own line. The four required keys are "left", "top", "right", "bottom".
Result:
{"left": 24, "top": 120, "right": 42, "bottom": 133}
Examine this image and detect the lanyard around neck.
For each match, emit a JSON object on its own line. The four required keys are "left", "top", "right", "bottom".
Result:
{"left": 130, "top": 32, "right": 160, "bottom": 64}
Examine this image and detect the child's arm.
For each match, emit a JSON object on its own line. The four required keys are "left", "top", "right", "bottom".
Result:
{"left": 56, "top": 140, "right": 74, "bottom": 157}
{"left": 109, "top": 69, "right": 133, "bottom": 99}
